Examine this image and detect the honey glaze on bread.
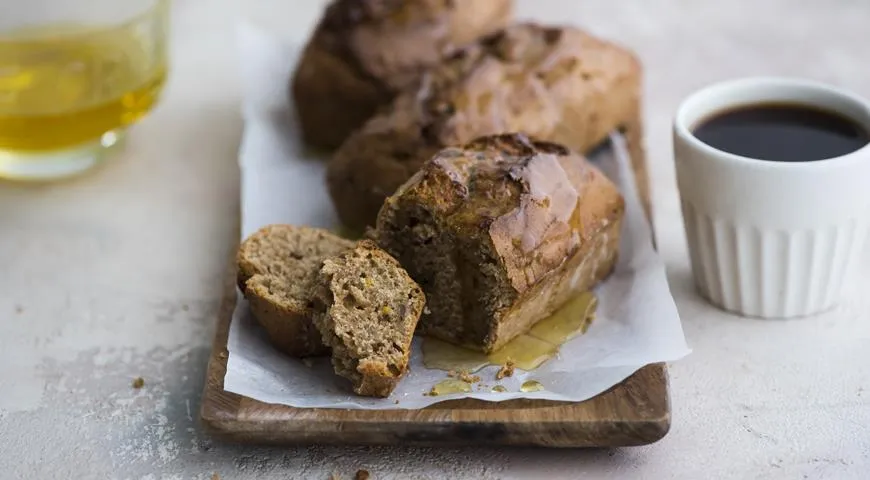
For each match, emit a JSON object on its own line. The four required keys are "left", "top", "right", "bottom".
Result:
{"left": 292, "top": 0, "right": 514, "bottom": 150}
{"left": 328, "top": 22, "right": 641, "bottom": 231}
{"left": 376, "top": 134, "right": 625, "bottom": 352}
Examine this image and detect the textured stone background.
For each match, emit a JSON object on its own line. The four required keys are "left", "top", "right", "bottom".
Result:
{"left": 1, "top": 0, "right": 869, "bottom": 478}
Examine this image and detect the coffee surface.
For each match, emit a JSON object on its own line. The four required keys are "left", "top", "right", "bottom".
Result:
{"left": 693, "top": 103, "right": 868, "bottom": 162}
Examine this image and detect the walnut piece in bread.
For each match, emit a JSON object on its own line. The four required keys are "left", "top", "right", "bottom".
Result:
{"left": 237, "top": 225, "right": 354, "bottom": 357}
{"left": 313, "top": 240, "right": 426, "bottom": 397}
{"left": 292, "top": 0, "right": 514, "bottom": 150}
{"left": 376, "top": 134, "right": 624, "bottom": 353}
{"left": 328, "top": 23, "right": 643, "bottom": 231}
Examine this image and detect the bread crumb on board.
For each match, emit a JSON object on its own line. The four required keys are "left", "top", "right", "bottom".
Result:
{"left": 355, "top": 469, "right": 371, "bottom": 480}
{"left": 448, "top": 369, "right": 481, "bottom": 384}
{"left": 496, "top": 360, "right": 515, "bottom": 380}
{"left": 131, "top": 377, "right": 145, "bottom": 389}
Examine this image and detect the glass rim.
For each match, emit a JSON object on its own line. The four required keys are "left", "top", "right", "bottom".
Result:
{"left": 0, "top": 0, "right": 169, "bottom": 42}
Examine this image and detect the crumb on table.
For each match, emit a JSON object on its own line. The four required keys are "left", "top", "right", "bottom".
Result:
{"left": 496, "top": 360, "right": 515, "bottom": 380}
{"left": 131, "top": 377, "right": 145, "bottom": 389}
{"left": 211, "top": 473, "right": 220, "bottom": 480}
{"left": 355, "top": 469, "right": 371, "bottom": 480}
{"left": 14, "top": 305, "right": 23, "bottom": 314}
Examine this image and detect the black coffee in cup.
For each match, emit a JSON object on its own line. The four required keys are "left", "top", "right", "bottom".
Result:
{"left": 692, "top": 103, "right": 869, "bottom": 162}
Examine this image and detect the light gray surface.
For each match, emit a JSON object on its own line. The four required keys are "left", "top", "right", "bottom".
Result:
{"left": 1, "top": 0, "right": 869, "bottom": 478}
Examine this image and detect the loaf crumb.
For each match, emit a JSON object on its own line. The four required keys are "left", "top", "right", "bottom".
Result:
{"left": 131, "top": 377, "right": 145, "bottom": 389}
{"left": 238, "top": 224, "right": 354, "bottom": 357}
{"left": 211, "top": 473, "right": 220, "bottom": 480}
{"left": 496, "top": 360, "right": 515, "bottom": 380}
{"left": 314, "top": 240, "right": 425, "bottom": 397}
{"left": 355, "top": 470, "right": 371, "bottom": 480}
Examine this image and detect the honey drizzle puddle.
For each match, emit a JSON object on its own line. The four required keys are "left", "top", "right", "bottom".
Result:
{"left": 422, "top": 292, "right": 597, "bottom": 373}
{"left": 427, "top": 379, "right": 472, "bottom": 396}
{"left": 520, "top": 380, "right": 544, "bottom": 392}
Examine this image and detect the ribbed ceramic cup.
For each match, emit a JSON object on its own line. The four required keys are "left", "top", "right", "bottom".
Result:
{"left": 674, "top": 77, "right": 870, "bottom": 318}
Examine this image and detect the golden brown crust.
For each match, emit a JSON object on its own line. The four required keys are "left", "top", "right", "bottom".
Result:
{"left": 376, "top": 133, "right": 624, "bottom": 352}
{"left": 292, "top": 0, "right": 514, "bottom": 150}
{"left": 328, "top": 23, "right": 642, "bottom": 231}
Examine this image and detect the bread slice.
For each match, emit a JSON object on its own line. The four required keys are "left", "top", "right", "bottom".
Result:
{"left": 313, "top": 240, "right": 425, "bottom": 397}
{"left": 327, "top": 22, "right": 642, "bottom": 231}
{"left": 376, "top": 133, "right": 624, "bottom": 353}
{"left": 292, "top": 0, "right": 513, "bottom": 150}
{"left": 237, "top": 225, "right": 354, "bottom": 357}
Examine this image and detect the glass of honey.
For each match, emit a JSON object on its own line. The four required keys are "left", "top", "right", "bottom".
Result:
{"left": 0, "top": 0, "right": 169, "bottom": 181}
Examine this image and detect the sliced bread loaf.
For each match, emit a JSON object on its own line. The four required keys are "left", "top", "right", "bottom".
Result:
{"left": 313, "top": 240, "right": 425, "bottom": 397}
{"left": 237, "top": 225, "right": 354, "bottom": 357}
{"left": 376, "top": 133, "right": 624, "bottom": 353}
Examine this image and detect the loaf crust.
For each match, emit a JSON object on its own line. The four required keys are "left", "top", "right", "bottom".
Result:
{"left": 237, "top": 225, "right": 354, "bottom": 357}
{"left": 376, "top": 134, "right": 625, "bottom": 352}
{"left": 328, "top": 23, "right": 642, "bottom": 231}
{"left": 313, "top": 240, "right": 425, "bottom": 397}
{"left": 292, "top": 0, "right": 513, "bottom": 150}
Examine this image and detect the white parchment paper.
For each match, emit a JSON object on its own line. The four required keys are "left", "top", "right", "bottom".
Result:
{"left": 223, "top": 23, "right": 691, "bottom": 409}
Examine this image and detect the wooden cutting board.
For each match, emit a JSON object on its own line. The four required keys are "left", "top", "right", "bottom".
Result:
{"left": 199, "top": 266, "right": 670, "bottom": 448}
{"left": 199, "top": 120, "right": 670, "bottom": 447}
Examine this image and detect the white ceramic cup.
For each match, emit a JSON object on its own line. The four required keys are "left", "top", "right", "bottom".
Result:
{"left": 673, "top": 77, "right": 870, "bottom": 318}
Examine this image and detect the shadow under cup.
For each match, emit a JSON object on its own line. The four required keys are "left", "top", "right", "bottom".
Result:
{"left": 673, "top": 77, "right": 870, "bottom": 318}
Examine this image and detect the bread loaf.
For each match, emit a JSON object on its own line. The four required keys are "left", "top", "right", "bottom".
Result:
{"left": 375, "top": 134, "right": 624, "bottom": 353}
{"left": 313, "top": 240, "right": 425, "bottom": 397}
{"left": 328, "top": 23, "right": 642, "bottom": 231}
{"left": 237, "top": 225, "right": 354, "bottom": 357}
{"left": 292, "top": 0, "right": 514, "bottom": 150}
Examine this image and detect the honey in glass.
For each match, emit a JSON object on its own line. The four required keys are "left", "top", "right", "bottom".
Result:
{"left": 0, "top": 0, "right": 169, "bottom": 180}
